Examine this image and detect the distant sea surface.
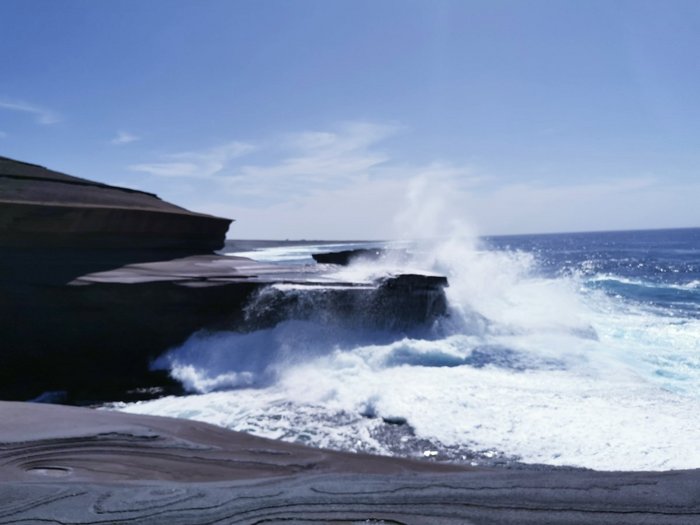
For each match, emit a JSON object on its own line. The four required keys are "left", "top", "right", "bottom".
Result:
{"left": 117, "top": 228, "right": 700, "bottom": 471}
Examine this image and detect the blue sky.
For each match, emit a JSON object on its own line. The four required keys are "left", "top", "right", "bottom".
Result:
{"left": 1, "top": 0, "right": 698, "bottom": 239}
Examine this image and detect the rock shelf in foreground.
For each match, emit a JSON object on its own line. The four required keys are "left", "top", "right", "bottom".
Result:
{"left": 0, "top": 401, "right": 698, "bottom": 524}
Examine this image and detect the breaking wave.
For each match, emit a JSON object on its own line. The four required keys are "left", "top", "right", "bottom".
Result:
{"left": 117, "top": 228, "right": 700, "bottom": 471}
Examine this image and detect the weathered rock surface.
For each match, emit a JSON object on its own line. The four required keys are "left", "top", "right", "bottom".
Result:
{"left": 0, "top": 401, "right": 698, "bottom": 524}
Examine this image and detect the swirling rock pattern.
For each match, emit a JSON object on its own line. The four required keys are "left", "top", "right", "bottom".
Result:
{"left": 0, "top": 402, "right": 699, "bottom": 524}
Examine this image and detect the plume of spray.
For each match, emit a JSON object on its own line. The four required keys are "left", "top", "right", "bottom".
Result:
{"left": 155, "top": 172, "right": 594, "bottom": 396}
{"left": 391, "top": 174, "right": 593, "bottom": 339}
{"left": 392, "top": 173, "right": 478, "bottom": 243}
{"left": 390, "top": 174, "right": 490, "bottom": 331}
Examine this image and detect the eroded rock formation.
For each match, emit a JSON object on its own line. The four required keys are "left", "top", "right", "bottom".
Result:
{"left": 0, "top": 157, "right": 448, "bottom": 401}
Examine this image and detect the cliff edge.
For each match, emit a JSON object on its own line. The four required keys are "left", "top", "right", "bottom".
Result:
{"left": 0, "top": 155, "right": 231, "bottom": 254}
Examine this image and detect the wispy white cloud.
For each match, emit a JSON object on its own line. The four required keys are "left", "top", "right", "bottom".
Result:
{"left": 132, "top": 121, "right": 485, "bottom": 238}
{"left": 129, "top": 121, "right": 402, "bottom": 201}
{"left": 0, "top": 99, "right": 60, "bottom": 125}
{"left": 130, "top": 141, "right": 254, "bottom": 178}
{"left": 230, "top": 122, "right": 399, "bottom": 194}
{"left": 111, "top": 131, "right": 140, "bottom": 145}
{"left": 127, "top": 121, "right": 697, "bottom": 239}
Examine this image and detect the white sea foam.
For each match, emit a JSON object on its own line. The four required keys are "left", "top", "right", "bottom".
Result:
{"left": 588, "top": 273, "right": 700, "bottom": 292}
{"left": 681, "top": 279, "right": 700, "bottom": 290}
{"left": 122, "top": 330, "right": 700, "bottom": 471}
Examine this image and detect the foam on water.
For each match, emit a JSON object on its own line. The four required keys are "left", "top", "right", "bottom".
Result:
{"left": 122, "top": 346, "right": 700, "bottom": 470}
{"left": 117, "top": 231, "right": 700, "bottom": 471}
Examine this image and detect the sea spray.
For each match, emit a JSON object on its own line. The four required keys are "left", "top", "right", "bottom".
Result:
{"left": 119, "top": 232, "right": 700, "bottom": 471}
{"left": 117, "top": 190, "right": 700, "bottom": 471}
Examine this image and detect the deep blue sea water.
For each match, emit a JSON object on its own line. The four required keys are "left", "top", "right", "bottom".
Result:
{"left": 118, "top": 228, "right": 700, "bottom": 471}
{"left": 488, "top": 228, "right": 700, "bottom": 317}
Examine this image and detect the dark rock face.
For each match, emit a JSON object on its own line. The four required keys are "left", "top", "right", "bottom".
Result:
{"left": 0, "top": 156, "right": 236, "bottom": 400}
{"left": 1, "top": 276, "right": 260, "bottom": 401}
{"left": 0, "top": 156, "right": 231, "bottom": 254}
{"left": 242, "top": 274, "right": 448, "bottom": 332}
{"left": 312, "top": 247, "right": 408, "bottom": 265}
{"left": 312, "top": 248, "right": 384, "bottom": 265}
{"left": 0, "top": 157, "right": 449, "bottom": 401}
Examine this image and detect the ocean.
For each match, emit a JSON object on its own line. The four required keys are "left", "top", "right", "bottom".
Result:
{"left": 115, "top": 228, "right": 700, "bottom": 471}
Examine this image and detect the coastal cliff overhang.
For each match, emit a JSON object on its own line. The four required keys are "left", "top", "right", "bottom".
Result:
{"left": 0, "top": 156, "right": 232, "bottom": 252}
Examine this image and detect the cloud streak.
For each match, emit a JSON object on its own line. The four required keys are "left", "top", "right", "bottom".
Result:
{"left": 111, "top": 131, "right": 140, "bottom": 145}
{"left": 231, "top": 122, "right": 398, "bottom": 195}
{"left": 130, "top": 141, "right": 255, "bottom": 178}
{"left": 0, "top": 99, "right": 60, "bottom": 125}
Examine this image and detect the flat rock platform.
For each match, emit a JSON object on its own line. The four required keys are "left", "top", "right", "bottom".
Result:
{"left": 0, "top": 401, "right": 698, "bottom": 524}
{"left": 71, "top": 253, "right": 378, "bottom": 286}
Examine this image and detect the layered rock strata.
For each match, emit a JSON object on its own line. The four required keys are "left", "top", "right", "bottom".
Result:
{"left": 0, "top": 401, "right": 698, "bottom": 524}
{"left": 0, "top": 155, "right": 231, "bottom": 254}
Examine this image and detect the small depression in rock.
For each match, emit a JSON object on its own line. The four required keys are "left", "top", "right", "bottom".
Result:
{"left": 27, "top": 466, "right": 72, "bottom": 477}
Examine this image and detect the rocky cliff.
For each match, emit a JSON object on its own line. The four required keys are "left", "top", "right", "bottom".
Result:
{"left": 0, "top": 156, "right": 448, "bottom": 401}
{"left": 0, "top": 156, "right": 231, "bottom": 254}
{"left": 0, "top": 156, "right": 237, "bottom": 399}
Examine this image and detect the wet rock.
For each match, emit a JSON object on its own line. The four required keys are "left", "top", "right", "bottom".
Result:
{"left": 312, "top": 248, "right": 407, "bottom": 265}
